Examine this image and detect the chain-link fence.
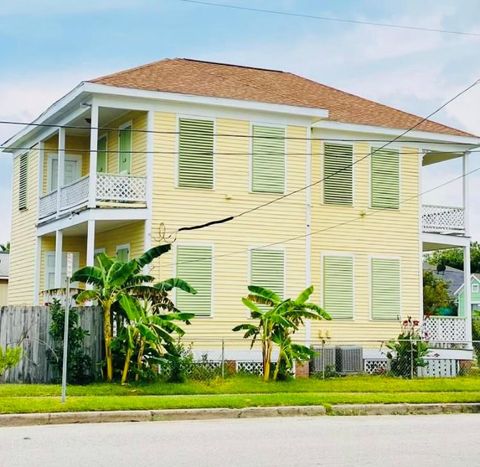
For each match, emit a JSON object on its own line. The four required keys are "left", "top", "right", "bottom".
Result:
{"left": 160, "top": 336, "right": 480, "bottom": 381}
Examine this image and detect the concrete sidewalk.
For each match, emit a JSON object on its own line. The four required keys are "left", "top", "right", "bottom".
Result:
{"left": 1, "top": 403, "right": 480, "bottom": 427}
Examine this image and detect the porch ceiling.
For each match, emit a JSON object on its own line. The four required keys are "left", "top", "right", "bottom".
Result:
{"left": 44, "top": 219, "right": 144, "bottom": 237}
{"left": 66, "top": 107, "right": 133, "bottom": 136}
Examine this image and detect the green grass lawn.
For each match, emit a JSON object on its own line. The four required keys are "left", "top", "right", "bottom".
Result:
{"left": 1, "top": 375, "right": 480, "bottom": 414}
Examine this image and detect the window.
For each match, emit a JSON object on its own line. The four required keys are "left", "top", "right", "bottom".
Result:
{"left": 48, "top": 154, "right": 82, "bottom": 191}
{"left": 118, "top": 124, "right": 132, "bottom": 174}
{"left": 178, "top": 118, "right": 214, "bottom": 189}
{"left": 371, "top": 258, "right": 400, "bottom": 320}
{"left": 18, "top": 153, "right": 28, "bottom": 210}
{"left": 324, "top": 143, "right": 353, "bottom": 205}
{"left": 94, "top": 248, "right": 106, "bottom": 266}
{"left": 473, "top": 283, "right": 479, "bottom": 293}
{"left": 97, "top": 136, "right": 108, "bottom": 173}
{"left": 250, "top": 249, "right": 285, "bottom": 298}
{"left": 371, "top": 147, "right": 400, "bottom": 209}
{"left": 116, "top": 244, "right": 130, "bottom": 262}
{"left": 45, "top": 252, "right": 80, "bottom": 290}
{"left": 323, "top": 255, "right": 354, "bottom": 319}
{"left": 176, "top": 245, "right": 213, "bottom": 316}
{"left": 251, "top": 125, "right": 285, "bottom": 193}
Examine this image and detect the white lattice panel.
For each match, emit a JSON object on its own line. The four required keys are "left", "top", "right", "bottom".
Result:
{"left": 423, "top": 316, "right": 467, "bottom": 347}
{"left": 60, "top": 176, "right": 89, "bottom": 211}
{"left": 364, "top": 359, "right": 389, "bottom": 375}
{"left": 39, "top": 190, "right": 57, "bottom": 219}
{"left": 418, "top": 359, "right": 459, "bottom": 377}
{"left": 96, "top": 173, "right": 146, "bottom": 202}
{"left": 236, "top": 361, "right": 263, "bottom": 375}
{"left": 422, "top": 205, "right": 465, "bottom": 234}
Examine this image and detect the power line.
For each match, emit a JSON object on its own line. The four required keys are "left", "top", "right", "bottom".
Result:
{"left": 173, "top": 77, "right": 479, "bottom": 231}
{"left": 162, "top": 162, "right": 480, "bottom": 269}
{"left": 177, "top": 0, "right": 480, "bottom": 37}
{"left": 0, "top": 118, "right": 474, "bottom": 144}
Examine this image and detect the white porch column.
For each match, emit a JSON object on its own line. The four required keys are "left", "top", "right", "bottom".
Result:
{"left": 33, "top": 236, "right": 41, "bottom": 305}
{"left": 86, "top": 219, "right": 96, "bottom": 267}
{"left": 144, "top": 110, "right": 154, "bottom": 251}
{"left": 88, "top": 104, "right": 99, "bottom": 208}
{"left": 464, "top": 244, "right": 473, "bottom": 347}
{"left": 56, "top": 128, "right": 65, "bottom": 216}
{"left": 54, "top": 229, "right": 63, "bottom": 289}
{"left": 463, "top": 151, "right": 471, "bottom": 237}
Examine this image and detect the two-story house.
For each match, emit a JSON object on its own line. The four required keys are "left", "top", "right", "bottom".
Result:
{"left": 3, "top": 58, "right": 479, "bottom": 368}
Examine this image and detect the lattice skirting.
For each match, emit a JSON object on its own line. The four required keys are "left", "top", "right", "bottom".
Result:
{"left": 364, "top": 359, "right": 389, "bottom": 375}
{"left": 236, "top": 361, "right": 263, "bottom": 375}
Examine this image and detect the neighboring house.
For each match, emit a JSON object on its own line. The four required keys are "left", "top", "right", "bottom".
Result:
{"left": 0, "top": 252, "right": 9, "bottom": 305}
{"left": 3, "top": 58, "right": 480, "bottom": 365}
{"left": 455, "top": 274, "right": 480, "bottom": 317}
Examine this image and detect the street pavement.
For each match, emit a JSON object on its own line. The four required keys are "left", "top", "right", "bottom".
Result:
{"left": 1, "top": 414, "right": 479, "bottom": 466}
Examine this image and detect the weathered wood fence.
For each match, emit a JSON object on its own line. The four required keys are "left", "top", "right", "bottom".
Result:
{"left": 0, "top": 305, "right": 103, "bottom": 383}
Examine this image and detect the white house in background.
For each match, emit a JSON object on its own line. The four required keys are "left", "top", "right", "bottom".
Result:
{"left": 0, "top": 252, "right": 9, "bottom": 305}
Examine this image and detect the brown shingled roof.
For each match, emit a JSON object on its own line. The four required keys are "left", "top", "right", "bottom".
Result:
{"left": 89, "top": 58, "right": 472, "bottom": 137}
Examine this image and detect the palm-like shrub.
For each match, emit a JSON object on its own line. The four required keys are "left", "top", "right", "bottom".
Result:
{"left": 233, "top": 285, "right": 330, "bottom": 381}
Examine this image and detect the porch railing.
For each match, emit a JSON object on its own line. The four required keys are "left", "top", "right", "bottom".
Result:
{"left": 422, "top": 205, "right": 465, "bottom": 235}
{"left": 38, "top": 173, "right": 147, "bottom": 220}
{"left": 423, "top": 316, "right": 467, "bottom": 347}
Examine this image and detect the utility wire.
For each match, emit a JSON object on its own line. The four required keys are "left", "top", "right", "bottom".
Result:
{"left": 0, "top": 118, "right": 474, "bottom": 145}
{"left": 177, "top": 0, "right": 480, "bottom": 37}
{"left": 162, "top": 162, "right": 480, "bottom": 269}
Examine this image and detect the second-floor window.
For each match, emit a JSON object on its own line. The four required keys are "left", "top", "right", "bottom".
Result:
{"left": 324, "top": 143, "right": 353, "bottom": 205}
{"left": 251, "top": 125, "right": 285, "bottom": 193}
{"left": 371, "top": 147, "right": 400, "bottom": 209}
{"left": 178, "top": 118, "right": 214, "bottom": 189}
{"left": 18, "top": 153, "right": 28, "bottom": 210}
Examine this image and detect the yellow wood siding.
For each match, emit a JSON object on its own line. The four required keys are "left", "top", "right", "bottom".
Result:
{"left": 8, "top": 148, "right": 39, "bottom": 304}
{"left": 0, "top": 280, "right": 8, "bottom": 306}
{"left": 95, "top": 221, "right": 145, "bottom": 259}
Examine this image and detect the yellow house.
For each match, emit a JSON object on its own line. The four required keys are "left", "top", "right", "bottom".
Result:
{"left": 3, "top": 58, "right": 479, "bottom": 367}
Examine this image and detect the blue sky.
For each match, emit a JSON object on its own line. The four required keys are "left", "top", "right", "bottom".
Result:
{"left": 0, "top": 0, "right": 479, "bottom": 244}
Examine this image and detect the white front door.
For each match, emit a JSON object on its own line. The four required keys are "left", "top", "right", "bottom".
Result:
{"left": 48, "top": 154, "right": 82, "bottom": 191}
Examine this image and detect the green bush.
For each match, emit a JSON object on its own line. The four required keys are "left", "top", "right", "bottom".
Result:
{"left": 0, "top": 345, "right": 22, "bottom": 377}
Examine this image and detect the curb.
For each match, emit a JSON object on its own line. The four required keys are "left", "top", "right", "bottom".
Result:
{"left": 0, "top": 406, "right": 327, "bottom": 427}
{"left": 1, "top": 403, "right": 480, "bottom": 427}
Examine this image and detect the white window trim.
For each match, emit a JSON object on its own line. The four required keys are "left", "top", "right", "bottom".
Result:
{"left": 94, "top": 247, "right": 106, "bottom": 255}
{"left": 248, "top": 245, "right": 287, "bottom": 300}
{"left": 175, "top": 115, "right": 216, "bottom": 190}
{"left": 368, "top": 144, "right": 402, "bottom": 210}
{"left": 116, "top": 243, "right": 130, "bottom": 261}
{"left": 47, "top": 152, "right": 82, "bottom": 192}
{"left": 45, "top": 251, "right": 80, "bottom": 290}
{"left": 321, "top": 141, "right": 355, "bottom": 207}
{"left": 174, "top": 242, "right": 215, "bottom": 318}
{"left": 97, "top": 134, "right": 109, "bottom": 174}
{"left": 118, "top": 121, "right": 133, "bottom": 175}
{"left": 472, "top": 283, "right": 479, "bottom": 293}
{"left": 320, "top": 252, "right": 355, "bottom": 320}
{"left": 368, "top": 255, "right": 402, "bottom": 321}
{"left": 249, "top": 122, "right": 287, "bottom": 195}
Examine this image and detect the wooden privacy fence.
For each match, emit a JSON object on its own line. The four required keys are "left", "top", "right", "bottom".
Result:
{"left": 0, "top": 305, "right": 103, "bottom": 383}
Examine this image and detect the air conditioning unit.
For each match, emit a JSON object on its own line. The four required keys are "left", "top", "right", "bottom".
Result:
{"left": 310, "top": 347, "right": 336, "bottom": 373}
{"left": 335, "top": 346, "right": 363, "bottom": 374}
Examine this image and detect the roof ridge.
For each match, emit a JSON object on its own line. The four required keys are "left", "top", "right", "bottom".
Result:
{"left": 181, "top": 58, "right": 285, "bottom": 73}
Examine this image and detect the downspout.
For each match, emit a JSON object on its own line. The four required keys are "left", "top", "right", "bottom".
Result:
{"left": 305, "top": 125, "right": 312, "bottom": 346}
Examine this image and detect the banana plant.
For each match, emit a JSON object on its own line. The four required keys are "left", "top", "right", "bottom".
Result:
{"left": 233, "top": 285, "right": 330, "bottom": 381}
{"left": 71, "top": 243, "right": 174, "bottom": 382}
{"left": 118, "top": 295, "right": 194, "bottom": 384}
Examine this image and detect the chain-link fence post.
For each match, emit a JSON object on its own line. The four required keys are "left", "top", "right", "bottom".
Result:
{"left": 410, "top": 338, "right": 414, "bottom": 379}
{"left": 221, "top": 339, "right": 225, "bottom": 379}
{"left": 321, "top": 339, "right": 325, "bottom": 380}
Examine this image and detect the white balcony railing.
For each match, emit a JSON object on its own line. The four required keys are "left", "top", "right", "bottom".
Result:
{"left": 423, "top": 316, "right": 467, "bottom": 347}
{"left": 422, "top": 205, "right": 465, "bottom": 235}
{"left": 39, "top": 190, "right": 58, "bottom": 219}
{"left": 38, "top": 173, "right": 147, "bottom": 221}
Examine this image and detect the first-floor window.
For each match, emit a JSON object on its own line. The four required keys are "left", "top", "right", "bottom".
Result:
{"left": 45, "top": 252, "right": 80, "bottom": 290}
{"left": 250, "top": 248, "right": 285, "bottom": 298}
{"left": 371, "top": 257, "right": 401, "bottom": 320}
{"left": 323, "top": 255, "right": 354, "bottom": 319}
{"left": 176, "top": 245, "right": 213, "bottom": 316}
{"left": 116, "top": 244, "right": 130, "bottom": 262}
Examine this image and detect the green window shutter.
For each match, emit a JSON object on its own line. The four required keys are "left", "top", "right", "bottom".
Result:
{"left": 116, "top": 246, "right": 130, "bottom": 262}
{"left": 119, "top": 125, "right": 132, "bottom": 174}
{"left": 178, "top": 118, "right": 214, "bottom": 189}
{"left": 18, "top": 153, "right": 28, "bottom": 210}
{"left": 371, "top": 148, "right": 399, "bottom": 208}
{"left": 176, "top": 246, "right": 213, "bottom": 316}
{"left": 250, "top": 249, "right": 285, "bottom": 298}
{"left": 252, "top": 125, "right": 285, "bottom": 193}
{"left": 323, "top": 256, "right": 354, "bottom": 319}
{"left": 371, "top": 258, "right": 400, "bottom": 320}
{"left": 324, "top": 143, "right": 353, "bottom": 205}
{"left": 97, "top": 136, "right": 108, "bottom": 173}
